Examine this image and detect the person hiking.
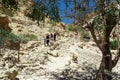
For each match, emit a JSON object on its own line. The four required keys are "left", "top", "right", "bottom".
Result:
{"left": 44, "top": 34, "right": 50, "bottom": 46}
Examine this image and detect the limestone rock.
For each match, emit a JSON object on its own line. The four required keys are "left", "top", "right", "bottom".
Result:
{"left": 23, "top": 41, "right": 41, "bottom": 50}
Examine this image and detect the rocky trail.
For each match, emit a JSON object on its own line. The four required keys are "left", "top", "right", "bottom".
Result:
{"left": 1, "top": 33, "right": 120, "bottom": 80}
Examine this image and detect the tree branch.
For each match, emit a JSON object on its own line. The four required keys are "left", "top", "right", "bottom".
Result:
{"left": 117, "top": 0, "right": 120, "bottom": 4}
{"left": 112, "top": 47, "right": 120, "bottom": 68}
{"left": 84, "top": 20, "right": 102, "bottom": 51}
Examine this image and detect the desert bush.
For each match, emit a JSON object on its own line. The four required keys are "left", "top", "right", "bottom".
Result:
{"left": 19, "top": 34, "right": 38, "bottom": 41}
{"left": 22, "top": 0, "right": 27, "bottom": 4}
{"left": 0, "top": 29, "right": 37, "bottom": 46}
{"left": 48, "top": 27, "right": 53, "bottom": 32}
{"left": 0, "top": 27, "right": 11, "bottom": 46}
{"left": 65, "top": 25, "right": 90, "bottom": 41}
{"left": 7, "top": 33, "right": 38, "bottom": 44}
{"left": 81, "top": 31, "right": 90, "bottom": 42}
{"left": 110, "top": 40, "right": 119, "bottom": 50}
{"left": 8, "top": 33, "right": 29, "bottom": 43}
{"left": 65, "top": 25, "right": 77, "bottom": 32}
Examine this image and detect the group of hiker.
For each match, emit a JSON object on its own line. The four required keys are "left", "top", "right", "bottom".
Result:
{"left": 44, "top": 33, "right": 56, "bottom": 46}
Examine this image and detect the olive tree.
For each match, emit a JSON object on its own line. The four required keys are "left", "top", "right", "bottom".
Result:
{"left": 63, "top": 0, "right": 120, "bottom": 79}
{"left": 83, "top": 0, "right": 120, "bottom": 80}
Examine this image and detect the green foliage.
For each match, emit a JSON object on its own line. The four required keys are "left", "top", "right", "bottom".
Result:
{"left": 65, "top": 25, "right": 85, "bottom": 34}
{"left": 48, "top": 27, "right": 53, "bottom": 32}
{"left": 93, "top": 15, "right": 104, "bottom": 30}
{"left": 65, "top": 25, "right": 77, "bottom": 32}
{"left": 65, "top": 24, "right": 90, "bottom": 41}
{"left": 93, "top": 15, "right": 105, "bottom": 38}
{"left": 1, "top": 0, "right": 18, "bottom": 10}
{"left": 0, "top": 28, "right": 38, "bottom": 47}
{"left": 0, "top": 27, "right": 10, "bottom": 36}
{"left": 110, "top": 40, "right": 119, "bottom": 50}
{"left": 0, "top": 35, "right": 6, "bottom": 47}
{"left": 49, "top": 20, "right": 57, "bottom": 26}
{"left": 8, "top": 33, "right": 29, "bottom": 43}
{"left": 0, "top": 27, "right": 10, "bottom": 46}
{"left": 0, "top": 32, "right": 28, "bottom": 44}
{"left": 95, "top": 0, "right": 119, "bottom": 26}
{"left": 83, "top": 32, "right": 89, "bottom": 38}
{"left": 81, "top": 31, "right": 90, "bottom": 42}
{"left": 22, "top": 0, "right": 27, "bottom": 4}
{"left": 0, "top": 0, "right": 18, "bottom": 16}
{"left": 27, "top": 0, "right": 61, "bottom": 26}
{"left": 27, "top": 1, "right": 47, "bottom": 25}
{"left": 105, "top": 3, "right": 118, "bottom": 26}
{"left": 5, "top": 33, "right": 38, "bottom": 44}
{"left": 19, "top": 34, "right": 38, "bottom": 41}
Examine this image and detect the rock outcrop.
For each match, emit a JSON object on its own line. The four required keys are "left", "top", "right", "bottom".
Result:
{"left": 0, "top": 16, "right": 12, "bottom": 31}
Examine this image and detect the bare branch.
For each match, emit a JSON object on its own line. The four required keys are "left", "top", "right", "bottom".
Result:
{"left": 83, "top": 19, "right": 102, "bottom": 51}
{"left": 117, "top": 0, "right": 120, "bottom": 4}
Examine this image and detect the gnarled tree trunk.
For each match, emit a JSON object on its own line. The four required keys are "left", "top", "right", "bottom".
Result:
{"left": 96, "top": 44, "right": 112, "bottom": 80}
{"left": 96, "top": 46, "right": 120, "bottom": 80}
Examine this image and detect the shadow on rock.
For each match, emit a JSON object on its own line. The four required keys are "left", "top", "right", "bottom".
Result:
{"left": 51, "top": 64, "right": 97, "bottom": 80}
{"left": 51, "top": 63, "right": 120, "bottom": 80}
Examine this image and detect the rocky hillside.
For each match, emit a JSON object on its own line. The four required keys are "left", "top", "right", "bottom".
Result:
{"left": 0, "top": 14, "right": 120, "bottom": 79}
{"left": 0, "top": 1, "right": 120, "bottom": 80}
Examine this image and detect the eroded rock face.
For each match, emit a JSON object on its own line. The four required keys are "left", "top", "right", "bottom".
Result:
{"left": 0, "top": 16, "right": 12, "bottom": 31}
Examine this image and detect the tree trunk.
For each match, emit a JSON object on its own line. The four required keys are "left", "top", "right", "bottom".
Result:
{"left": 96, "top": 42, "right": 113, "bottom": 80}
{"left": 96, "top": 56, "right": 112, "bottom": 80}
